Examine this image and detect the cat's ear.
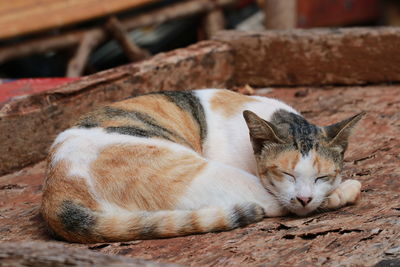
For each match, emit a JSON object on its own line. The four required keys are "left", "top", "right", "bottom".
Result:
{"left": 243, "top": 110, "right": 286, "bottom": 154}
{"left": 324, "top": 112, "right": 365, "bottom": 154}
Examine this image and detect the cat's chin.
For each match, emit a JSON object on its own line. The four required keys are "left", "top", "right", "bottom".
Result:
{"left": 288, "top": 207, "right": 316, "bottom": 217}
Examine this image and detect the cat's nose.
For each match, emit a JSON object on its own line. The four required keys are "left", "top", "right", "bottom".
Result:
{"left": 297, "top": 196, "right": 313, "bottom": 207}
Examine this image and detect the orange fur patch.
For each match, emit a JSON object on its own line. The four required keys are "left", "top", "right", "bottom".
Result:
{"left": 266, "top": 166, "right": 284, "bottom": 182}
{"left": 161, "top": 213, "right": 176, "bottom": 237}
{"left": 258, "top": 150, "right": 300, "bottom": 183}
{"left": 210, "top": 89, "right": 258, "bottom": 117}
{"left": 90, "top": 144, "right": 207, "bottom": 211}
{"left": 312, "top": 151, "right": 336, "bottom": 175}
{"left": 213, "top": 209, "right": 228, "bottom": 231}
{"left": 275, "top": 150, "right": 300, "bottom": 171}
{"left": 188, "top": 211, "right": 203, "bottom": 233}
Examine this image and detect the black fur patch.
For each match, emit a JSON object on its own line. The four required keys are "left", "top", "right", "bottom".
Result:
{"left": 77, "top": 119, "right": 99, "bottom": 128}
{"left": 105, "top": 107, "right": 173, "bottom": 136}
{"left": 271, "top": 109, "right": 320, "bottom": 155}
{"left": 231, "top": 203, "right": 262, "bottom": 228}
{"left": 106, "top": 125, "right": 172, "bottom": 140}
{"left": 76, "top": 113, "right": 99, "bottom": 128}
{"left": 139, "top": 221, "right": 159, "bottom": 239}
{"left": 155, "top": 91, "right": 207, "bottom": 143}
{"left": 58, "top": 200, "right": 96, "bottom": 234}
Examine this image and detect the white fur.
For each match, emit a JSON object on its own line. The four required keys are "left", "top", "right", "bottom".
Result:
{"left": 197, "top": 89, "right": 298, "bottom": 174}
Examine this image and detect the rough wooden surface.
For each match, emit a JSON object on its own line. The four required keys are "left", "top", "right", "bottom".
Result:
{"left": 0, "top": 241, "right": 172, "bottom": 266}
{"left": 214, "top": 27, "right": 400, "bottom": 86}
{"left": 1, "top": 85, "right": 399, "bottom": 266}
{"left": 0, "top": 41, "right": 233, "bottom": 175}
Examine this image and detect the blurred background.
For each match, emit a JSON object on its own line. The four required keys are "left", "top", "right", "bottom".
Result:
{"left": 0, "top": 0, "right": 399, "bottom": 80}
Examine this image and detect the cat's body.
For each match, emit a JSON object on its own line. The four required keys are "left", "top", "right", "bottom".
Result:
{"left": 41, "top": 89, "right": 363, "bottom": 243}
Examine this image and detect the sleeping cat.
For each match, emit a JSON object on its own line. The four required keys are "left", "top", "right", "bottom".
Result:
{"left": 41, "top": 89, "right": 364, "bottom": 243}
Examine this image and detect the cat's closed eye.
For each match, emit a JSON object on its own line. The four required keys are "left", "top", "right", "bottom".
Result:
{"left": 315, "top": 175, "right": 331, "bottom": 183}
{"left": 282, "top": 171, "right": 295, "bottom": 180}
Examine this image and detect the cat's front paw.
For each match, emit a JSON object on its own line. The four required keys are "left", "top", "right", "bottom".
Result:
{"left": 322, "top": 179, "right": 361, "bottom": 210}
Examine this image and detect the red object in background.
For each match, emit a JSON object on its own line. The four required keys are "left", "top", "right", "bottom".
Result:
{"left": 297, "top": 0, "right": 381, "bottom": 28}
{"left": 0, "top": 78, "right": 79, "bottom": 104}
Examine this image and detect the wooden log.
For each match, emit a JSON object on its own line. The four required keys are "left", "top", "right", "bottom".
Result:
{"left": 0, "top": 0, "right": 236, "bottom": 64}
{"left": 66, "top": 31, "right": 105, "bottom": 77}
{"left": 214, "top": 27, "right": 400, "bottom": 87}
{"left": 0, "top": 41, "right": 234, "bottom": 175}
{"left": 106, "top": 17, "right": 150, "bottom": 62}
{"left": 0, "top": 241, "right": 171, "bottom": 266}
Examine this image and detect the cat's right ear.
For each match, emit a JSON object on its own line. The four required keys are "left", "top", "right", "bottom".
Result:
{"left": 243, "top": 110, "right": 286, "bottom": 154}
{"left": 323, "top": 112, "right": 365, "bottom": 155}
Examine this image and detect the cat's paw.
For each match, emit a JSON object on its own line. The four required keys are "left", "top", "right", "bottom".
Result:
{"left": 322, "top": 179, "right": 361, "bottom": 210}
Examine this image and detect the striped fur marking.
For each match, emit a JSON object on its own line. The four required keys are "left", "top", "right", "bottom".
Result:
{"left": 77, "top": 93, "right": 206, "bottom": 152}
{"left": 155, "top": 91, "right": 207, "bottom": 143}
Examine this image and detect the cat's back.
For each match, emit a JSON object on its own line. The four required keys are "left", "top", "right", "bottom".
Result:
{"left": 49, "top": 88, "right": 297, "bottom": 172}
{"left": 196, "top": 88, "right": 292, "bottom": 117}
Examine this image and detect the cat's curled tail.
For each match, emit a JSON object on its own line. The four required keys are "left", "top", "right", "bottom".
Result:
{"left": 41, "top": 200, "right": 265, "bottom": 243}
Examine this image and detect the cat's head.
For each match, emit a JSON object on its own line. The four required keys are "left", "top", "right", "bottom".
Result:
{"left": 243, "top": 109, "right": 364, "bottom": 216}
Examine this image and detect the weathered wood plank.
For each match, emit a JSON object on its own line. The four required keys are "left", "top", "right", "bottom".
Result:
{"left": 0, "top": 0, "right": 158, "bottom": 39}
{"left": 214, "top": 27, "right": 400, "bottom": 86}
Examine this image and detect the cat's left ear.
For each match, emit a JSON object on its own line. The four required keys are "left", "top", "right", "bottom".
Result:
{"left": 243, "top": 110, "right": 286, "bottom": 154}
{"left": 324, "top": 112, "right": 366, "bottom": 154}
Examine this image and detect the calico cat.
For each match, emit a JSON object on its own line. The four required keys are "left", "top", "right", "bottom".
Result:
{"left": 41, "top": 89, "right": 364, "bottom": 243}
